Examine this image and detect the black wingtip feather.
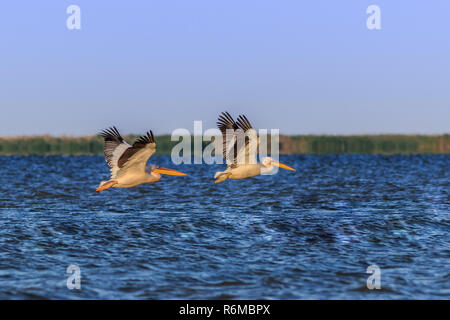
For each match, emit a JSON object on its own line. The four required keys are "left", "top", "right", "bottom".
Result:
{"left": 217, "top": 111, "right": 238, "bottom": 131}
{"left": 236, "top": 115, "right": 253, "bottom": 131}
{"left": 133, "top": 130, "right": 156, "bottom": 146}
{"left": 100, "top": 126, "right": 124, "bottom": 142}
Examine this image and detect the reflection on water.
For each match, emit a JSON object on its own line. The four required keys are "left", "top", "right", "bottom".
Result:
{"left": 0, "top": 155, "right": 448, "bottom": 299}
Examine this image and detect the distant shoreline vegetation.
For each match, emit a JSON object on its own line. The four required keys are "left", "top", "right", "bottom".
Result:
{"left": 0, "top": 134, "right": 448, "bottom": 155}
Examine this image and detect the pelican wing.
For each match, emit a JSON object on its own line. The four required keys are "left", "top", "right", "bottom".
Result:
{"left": 235, "top": 115, "right": 259, "bottom": 166}
{"left": 100, "top": 126, "right": 132, "bottom": 179}
{"left": 115, "top": 131, "right": 156, "bottom": 178}
{"left": 217, "top": 112, "right": 238, "bottom": 166}
{"left": 100, "top": 127, "right": 156, "bottom": 179}
{"left": 216, "top": 112, "right": 258, "bottom": 168}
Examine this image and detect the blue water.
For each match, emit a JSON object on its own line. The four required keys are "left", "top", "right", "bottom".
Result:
{"left": 0, "top": 155, "right": 448, "bottom": 299}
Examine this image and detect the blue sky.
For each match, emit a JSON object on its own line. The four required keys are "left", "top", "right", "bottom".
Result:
{"left": 1, "top": 1, "right": 449, "bottom": 135}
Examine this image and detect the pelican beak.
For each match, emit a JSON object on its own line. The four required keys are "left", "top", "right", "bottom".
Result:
{"left": 152, "top": 167, "right": 187, "bottom": 176}
{"left": 271, "top": 161, "right": 296, "bottom": 171}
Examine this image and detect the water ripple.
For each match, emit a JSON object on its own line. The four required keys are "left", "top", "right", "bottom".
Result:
{"left": 0, "top": 154, "right": 448, "bottom": 299}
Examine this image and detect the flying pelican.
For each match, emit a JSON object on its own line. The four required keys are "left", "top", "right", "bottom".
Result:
{"left": 96, "top": 126, "right": 186, "bottom": 192}
{"left": 214, "top": 112, "right": 296, "bottom": 183}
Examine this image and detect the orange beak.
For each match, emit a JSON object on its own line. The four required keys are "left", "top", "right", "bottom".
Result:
{"left": 152, "top": 167, "right": 187, "bottom": 176}
{"left": 271, "top": 161, "right": 296, "bottom": 171}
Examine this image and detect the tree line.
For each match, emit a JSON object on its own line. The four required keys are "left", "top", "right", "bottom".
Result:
{"left": 0, "top": 134, "right": 448, "bottom": 155}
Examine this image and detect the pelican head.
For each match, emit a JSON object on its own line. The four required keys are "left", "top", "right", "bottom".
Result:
{"left": 261, "top": 157, "right": 296, "bottom": 171}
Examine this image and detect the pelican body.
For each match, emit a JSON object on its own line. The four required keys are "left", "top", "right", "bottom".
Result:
{"left": 96, "top": 127, "right": 186, "bottom": 191}
{"left": 214, "top": 112, "right": 296, "bottom": 183}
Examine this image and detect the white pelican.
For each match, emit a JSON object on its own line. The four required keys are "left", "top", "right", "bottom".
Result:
{"left": 214, "top": 112, "right": 296, "bottom": 183}
{"left": 96, "top": 126, "right": 186, "bottom": 192}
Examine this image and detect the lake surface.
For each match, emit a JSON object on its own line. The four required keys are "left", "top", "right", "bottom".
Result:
{"left": 0, "top": 155, "right": 448, "bottom": 299}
